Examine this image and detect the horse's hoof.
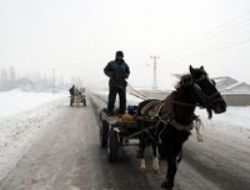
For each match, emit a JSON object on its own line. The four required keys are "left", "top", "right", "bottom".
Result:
{"left": 153, "top": 169, "right": 159, "bottom": 173}
{"left": 161, "top": 180, "right": 172, "bottom": 190}
{"left": 152, "top": 158, "right": 160, "bottom": 173}
{"left": 140, "top": 167, "right": 147, "bottom": 173}
{"left": 140, "top": 159, "right": 146, "bottom": 172}
{"left": 153, "top": 166, "right": 159, "bottom": 173}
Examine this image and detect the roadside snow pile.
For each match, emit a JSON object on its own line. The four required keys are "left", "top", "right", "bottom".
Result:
{"left": 0, "top": 90, "right": 66, "bottom": 180}
{"left": 0, "top": 89, "right": 65, "bottom": 117}
{"left": 198, "top": 106, "right": 250, "bottom": 130}
{"left": 197, "top": 107, "right": 250, "bottom": 144}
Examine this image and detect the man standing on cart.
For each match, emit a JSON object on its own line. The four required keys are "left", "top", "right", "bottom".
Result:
{"left": 69, "top": 85, "right": 76, "bottom": 106}
{"left": 104, "top": 51, "right": 130, "bottom": 115}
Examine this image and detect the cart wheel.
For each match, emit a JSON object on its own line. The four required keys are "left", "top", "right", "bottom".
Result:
{"left": 107, "top": 128, "right": 119, "bottom": 162}
{"left": 100, "top": 121, "right": 108, "bottom": 148}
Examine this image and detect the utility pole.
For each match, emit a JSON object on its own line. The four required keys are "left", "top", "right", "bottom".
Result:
{"left": 52, "top": 67, "right": 56, "bottom": 94}
{"left": 150, "top": 55, "right": 160, "bottom": 91}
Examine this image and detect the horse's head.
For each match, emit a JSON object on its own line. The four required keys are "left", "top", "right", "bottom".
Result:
{"left": 178, "top": 65, "right": 227, "bottom": 118}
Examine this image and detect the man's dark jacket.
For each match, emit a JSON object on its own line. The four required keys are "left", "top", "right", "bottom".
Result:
{"left": 104, "top": 59, "right": 130, "bottom": 88}
{"left": 69, "top": 86, "right": 75, "bottom": 96}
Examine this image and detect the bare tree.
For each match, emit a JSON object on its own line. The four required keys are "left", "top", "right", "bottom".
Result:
{"left": 9, "top": 66, "right": 16, "bottom": 82}
{"left": 0, "top": 67, "right": 9, "bottom": 91}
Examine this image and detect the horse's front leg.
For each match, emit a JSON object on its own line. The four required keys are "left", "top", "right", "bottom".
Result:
{"left": 161, "top": 158, "right": 176, "bottom": 190}
{"left": 139, "top": 133, "right": 147, "bottom": 172}
{"left": 152, "top": 143, "right": 160, "bottom": 173}
{"left": 161, "top": 149, "right": 178, "bottom": 190}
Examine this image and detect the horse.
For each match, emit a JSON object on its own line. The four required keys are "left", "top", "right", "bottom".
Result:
{"left": 136, "top": 65, "right": 227, "bottom": 190}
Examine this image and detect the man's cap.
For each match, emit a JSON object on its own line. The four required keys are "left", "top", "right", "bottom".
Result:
{"left": 116, "top": 51, "right": 124, "bottom": 57}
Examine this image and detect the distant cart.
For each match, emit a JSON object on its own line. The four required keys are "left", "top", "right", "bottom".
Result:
{"left": 70, "top": 94, "right": 86, "bottom": 107}
{"left": 70, "top": 87, "right": 87, "bottom": 107}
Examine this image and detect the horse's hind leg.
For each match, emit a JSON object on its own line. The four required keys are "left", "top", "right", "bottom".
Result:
{"left": 139, "top": 133, "right": 147, "bottom": 172}
{"left": 152, "top": 143, "right": 160, "bottom": 173}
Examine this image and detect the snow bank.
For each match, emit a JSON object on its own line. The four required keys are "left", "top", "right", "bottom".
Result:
{"left": 196, "top": 107, "right": 250, "bottom": 145}
{"left": 0, "top": 90, "right": 67, "bottom": 180}
{"left": 197, "top": 106, "right": 250, "bottom": 130}
{"left": 0, "top": 89, "right": 66, "bottom": 117}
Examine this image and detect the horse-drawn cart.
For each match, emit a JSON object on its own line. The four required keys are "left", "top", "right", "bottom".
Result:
{"left": 98, "top": 66, "right": 228, "bottom": 189}
{"left": 99, "top": 108, "right": 142, "bottom": 162}
{"left": 70, "top": 94, "right": 86, "bottom": 107}
{"left": 70, "top": 87, "right": 87, "bottom": 107}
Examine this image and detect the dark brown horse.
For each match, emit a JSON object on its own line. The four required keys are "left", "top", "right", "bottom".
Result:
{"left": 136, "top": 65, "right": 227, "bottom": 190}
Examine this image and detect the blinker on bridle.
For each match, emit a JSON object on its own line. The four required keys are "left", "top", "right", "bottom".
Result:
{"left": 174, "top": 74, "right": 221, "bottom": 109}
{"left": 192, "top": 75, "right": 221, "bottom": 108}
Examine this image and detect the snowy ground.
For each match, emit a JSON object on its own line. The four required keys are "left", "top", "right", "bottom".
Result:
{"left": 0, "top": 90, "right": 66, "bottom": 180}
{"left": 197, "top": 107, "right": 250, "bottom": 148}
{"left": 0, "top": 90, "right": 249, "bottom": 189}
{"left": 0, "top": 89, "right": 65, "bottom": 117}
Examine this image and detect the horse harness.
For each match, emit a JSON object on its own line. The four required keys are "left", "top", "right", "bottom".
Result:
{"left": 137, "top": 92, "right": 200, "bottom": 145}
{"left": 137, "top": 72, "right": 220, "bottom": 144}
{"left": 140, "top": 92, "right": 195, "bottom": 128}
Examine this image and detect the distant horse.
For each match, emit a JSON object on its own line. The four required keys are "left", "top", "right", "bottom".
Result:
{"left": 136, "top": 65, "right": 227, "bottom": 190}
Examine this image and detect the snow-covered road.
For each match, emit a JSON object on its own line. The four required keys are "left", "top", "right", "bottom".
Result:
{"left": 0, "top": 91, "right": 249, "bottom": 190}
{"left": 0, "top": 95, "right": 163, "bottom": 190}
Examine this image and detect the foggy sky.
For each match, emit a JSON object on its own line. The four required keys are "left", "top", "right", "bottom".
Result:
{"left": 1, "top": 0, "right": 250, "bottom": 89}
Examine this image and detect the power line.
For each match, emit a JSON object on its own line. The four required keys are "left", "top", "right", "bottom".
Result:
{"left": 182, "top": 36, "right": 250, "bottom": 62}
{"left": 190, "top": 10, "right": 250, "bottom": 43}
{"left": 160, "top": 10, "right": 250, "bottom": 58}
{"left": 160, "top": 23, "right": 250, "bottom": 62}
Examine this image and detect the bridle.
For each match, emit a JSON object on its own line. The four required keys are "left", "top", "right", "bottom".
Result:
{"left": 192, "top": 75, "right": 222, "bottom": 108}
{"left": 173, "top": 74, "right": 222, "bottom": 109}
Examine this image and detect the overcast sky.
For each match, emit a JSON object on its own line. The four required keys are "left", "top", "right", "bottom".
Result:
{"left": 1, "top": 0, "right": 250, "bottom": 89}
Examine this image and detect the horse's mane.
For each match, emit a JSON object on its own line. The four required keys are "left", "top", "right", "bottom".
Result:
{"left": 174, "top": 74, "right": 192, "bottom": 90}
